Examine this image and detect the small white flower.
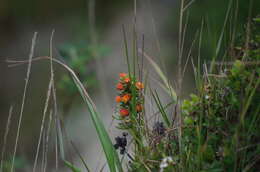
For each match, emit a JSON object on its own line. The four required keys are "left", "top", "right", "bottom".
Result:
{"left": 159, "top": 156, "right": 173, "bottom": 171}
{"left": 160, "top": 161, "right": 168, "bottom": 169}
{"left": 205, "top": 95, "right": 210, "bottom": 99}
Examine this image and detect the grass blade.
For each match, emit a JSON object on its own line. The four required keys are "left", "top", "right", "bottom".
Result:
{"left": 71, "top": 76, "right": 122, "bottom": 172}
{"left": 64, "top": 160, "right": 82, "bottom": 172}
{"left": 210, "top": 0, "right": 233, "bottom": 72}
{"left": 0, "top": 106, "right": 13, "bottom": 172}
{"left": 139, "top": 50, "right": 177, "bottom": 101}
{"left": 71, "top": 141, "right": 91, "bottom": 172}
{"left": 151, "top": 90, "right": 171, "bottom": 127}
{"left": 32, "top": 65, "right": 53, "bottom": 172}
{"left": 11, "top": 32, "right": 37, "bottom": 172}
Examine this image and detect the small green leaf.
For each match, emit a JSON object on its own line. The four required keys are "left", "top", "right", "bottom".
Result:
{"left": 253, "top": 17, "right": 260, "bottom": 23}
{"left": 64, "top": 160, "right": 81, "bottom": 172}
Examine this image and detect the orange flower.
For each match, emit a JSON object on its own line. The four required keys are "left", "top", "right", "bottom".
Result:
{"left": 120, "top": 108, "right": 129, "bottom": 117}
{"left": 116, "top": 83, "right": 124, "bottom": 90}
{"left": 121, "top": 94, "right": 131, "bottom": 103}
{"left": 136, "top": 104, "right": 143, "bottom": 112}
{"left": 135, "top": 81, "right": 144, "bottom": 90}
{"left": 119, "top": 73, "right": 127, "bottom": 78}
{"left": 124, "top": 77, "right": 131, "bottom": 83}
{"left": 115, "top": 96, "right": 121, "bottom": 103}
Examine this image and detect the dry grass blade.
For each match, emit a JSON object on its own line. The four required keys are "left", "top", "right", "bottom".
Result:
{"left": 49, "top": 30, "right": 63, "bottom": 169}
{"left": 242, "top": 155, "right": 260, "bottom": 172}
{"left": 33, "top": 30, "right": 55, "bottom": 172}
{"left": 122, "top": 25, "right": 131, "bottom": 75}
{"left": 243, "top": 0, "right": 253, "bottom": 60}
{"left": 54, "top": 135, "right": 58, "bottom": 170}
{"left": 210, "top": 0, "right": 232, "bottom": 72}
{"left": 0, "top": 106, "right": 13, "bottom": 172}
{"left": 182, "top": 31, "right": 199, "bottom": 78}
{"left": 41, "top": 126, "right": 46, "bottom": 171}
{"left": 177, "top": 0, "right": 185, "bottom": 168}
{"left": 183, "top": 0, "right": 196, "bottom": 12}
{"left": 11, "top": 32, "right": 37, "bottom": 172}
{"left": 43, "top": 110, "right": 53, "bottom": 172}
{"left": 32, "top": 72, "right": 53, "bottom": 172}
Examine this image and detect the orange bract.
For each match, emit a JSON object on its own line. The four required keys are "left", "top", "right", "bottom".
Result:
{"left": 116, "top": 73, "right": 145, "bottom": 118}
{"left": 121, "top": 94, "right": 131, "bottom": 103}
{"left": 124, "top": 77, "right": 130, "bottom": 83}
{"left": 120, "top": 109, "right": 129, "bottom": 117}
{"left": 119, "top": 73, "right": 127, "bottom": 78}
{"left": 135, "top": 81, "right": 144, "bottom": 90}
{"left": 116, "top": 82, "right": 124, "bottom": 90}
{"left": 115, "top": 96, "right": 121, "bottom": 103}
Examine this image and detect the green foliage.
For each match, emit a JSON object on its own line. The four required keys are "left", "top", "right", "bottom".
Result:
{"left": 175, "top": 19, "right": 259, "bottom": 171}
{"left": 1, "top": 156, "right": 28, "bottom": 172}
{"left": 56, "top": 41, "right": 110, "bottom": 115}
{"left": 58, "top": 41, "right": 109, "bottom": 97}
{"left": 179, "top": 61, "right": 259, "bottom": 171}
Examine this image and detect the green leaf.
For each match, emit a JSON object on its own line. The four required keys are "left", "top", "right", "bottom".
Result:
{"left": 253, "top": 17, "right": 260, "bottom": 23}
{"left": 64, "top": 161, "right": 81, "bottom": 172}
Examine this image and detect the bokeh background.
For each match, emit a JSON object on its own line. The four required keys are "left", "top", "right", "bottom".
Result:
{"left": 0, "top": 0, "right": 259, "bottom": 171}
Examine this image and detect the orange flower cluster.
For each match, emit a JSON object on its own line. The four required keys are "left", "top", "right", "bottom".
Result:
{"left": 115, "top": 73, "right": 144, "bottom": 117}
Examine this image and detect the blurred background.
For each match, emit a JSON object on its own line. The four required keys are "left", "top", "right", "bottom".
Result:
{"left": 0, "top": 0, "right": 259, "bottom": 171}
